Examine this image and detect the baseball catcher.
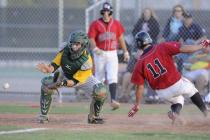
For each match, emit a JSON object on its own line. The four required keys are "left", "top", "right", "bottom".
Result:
{"left": 36, "top": 30, "right": 108, "bottom": 124}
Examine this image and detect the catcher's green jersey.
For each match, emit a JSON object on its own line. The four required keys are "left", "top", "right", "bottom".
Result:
{"left": 51, "top": 46, "right": 93, "bottom": 83}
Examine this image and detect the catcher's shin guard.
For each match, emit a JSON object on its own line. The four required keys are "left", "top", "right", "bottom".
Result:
{"left": 88, "top": 100, "right": 105, "bottom": 124}
{"left": 40, "top": 87, "right": 52, "bottom": 116}
{"left": 90, "top": 100, "right": 103, "bottom": 118}
{"left": 88, "top": 83, "right": 108, "bottom": 124}
{"left": 40, "top": 76, "right": 54, "bottom": 116}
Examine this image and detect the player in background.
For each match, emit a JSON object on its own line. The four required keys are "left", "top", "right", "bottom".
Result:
{"left": 88, "top": 2, "right": 130, "bottom": 110}
{"left": 36, "top": 30, "right": 108, "bottom": 124}
{"left": 128, "top": 31, "right": 210, "bottom": 124}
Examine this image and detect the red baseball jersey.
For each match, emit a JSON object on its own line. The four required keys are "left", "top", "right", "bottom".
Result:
{"left": 88, "top": 18, "right": 124, "bottom": 51}
{"left": 131, "top": 42, "right": 182, "bottom": 89}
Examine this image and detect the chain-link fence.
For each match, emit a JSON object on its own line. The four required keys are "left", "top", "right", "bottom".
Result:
{"left": 0, "top": 0, "right": 210, "bottom": 102}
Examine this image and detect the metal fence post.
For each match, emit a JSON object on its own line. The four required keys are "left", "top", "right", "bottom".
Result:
{"left": 58, "top": 0, "right": 64, "bottom": 48}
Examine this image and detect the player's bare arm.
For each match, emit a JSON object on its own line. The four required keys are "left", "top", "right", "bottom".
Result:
{"left": 128, "top": 84, "right": 144, "bottom": 117}
{"left": 135, "top": 85, "right": 144, "bottom": 105}
{"left": 119, "top": 34, "right": 130, "bottom": 61}
{"left": 180, "top": 39, "right": 210, "bottom": 53}
{"left": 89, "top": 38, "right": 97, "bottom": 50}
{"left": 90, "top": 38, "right": 102, "bottom": 55}
{"left": 36, "top": 63, "right": 54, "bottom": 73}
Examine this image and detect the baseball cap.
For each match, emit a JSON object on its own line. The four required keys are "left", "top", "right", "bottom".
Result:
{"left": 184, "top": 12, "right": 192, "bottom": 18}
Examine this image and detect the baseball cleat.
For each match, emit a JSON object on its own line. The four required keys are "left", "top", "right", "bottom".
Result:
{"left": 38, "top": 114, "right": 49, "bottom": 124}
{"left": 167, "top": 111, "right": 186, "bottom": 125}
{"left": 111, "top": 100, "right": 120, "bottom": 110}
{"left": 168, "top": 111, "right": 177, "bottom": 125}
{"left": 88, "top": 115, "right": 105, "bottom": 124}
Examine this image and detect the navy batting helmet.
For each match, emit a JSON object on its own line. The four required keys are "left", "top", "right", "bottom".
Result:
{"left": 100, "top": 2, "right": 113, "bottom": 15}
{"left": 135, "top": 31, "right": 153, "bottom": 49}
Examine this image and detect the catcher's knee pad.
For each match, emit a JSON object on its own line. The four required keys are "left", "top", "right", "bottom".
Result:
{"left": 92, "top": 83, "right": 108, "bottom": 102}
{"left": 89, "top": 83, "right": 108, "bottom": 118}
{"left": 41, "top": 76, "right": 55, "bottom": 95}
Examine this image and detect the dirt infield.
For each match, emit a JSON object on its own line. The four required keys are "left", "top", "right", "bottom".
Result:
{"left": 0, "top": 113, "right": 210, "bottom": 134}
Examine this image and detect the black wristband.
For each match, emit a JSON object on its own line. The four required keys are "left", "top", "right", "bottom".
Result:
{"left": 50, "top": 62, "right": 59, "bottom": 72}
{"left": 61, "top": 80, "right": 68, "bottom": 86}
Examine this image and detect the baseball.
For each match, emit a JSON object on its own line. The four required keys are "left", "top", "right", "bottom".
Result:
{"left": 3, "top": 82, "right": 10, "bottom": 89}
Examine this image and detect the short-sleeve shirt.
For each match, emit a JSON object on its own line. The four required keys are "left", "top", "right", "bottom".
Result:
{"left": 131, "top": 42, "right": 182, "bottom": 89}
{"left": 88, "top": 18, "right": 125, "bottom": 51}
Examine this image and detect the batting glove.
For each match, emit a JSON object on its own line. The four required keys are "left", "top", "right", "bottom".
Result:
{"left": 128, "top": 104, "right": 139, "bottom": 117}
{"left": 93, "top": 47, "right": 103, "bottom": 55}
{"left": 200, "top": 39, "right": 210, "bottom": 48}
{"left": 124, "top": 51, "right": 130, "bottom": 62}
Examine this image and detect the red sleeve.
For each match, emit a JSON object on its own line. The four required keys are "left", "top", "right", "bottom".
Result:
{"left": 161, "top": 42, "right": 181, "bottom": 56}
{"left": 88, "top": 21, "right": 97, "bottom": 39}
{"left": 115, "top": 20, "right": 125, "bottom": 38}
{"left": 131, "top": 62, "right": 145, "bottom": 85}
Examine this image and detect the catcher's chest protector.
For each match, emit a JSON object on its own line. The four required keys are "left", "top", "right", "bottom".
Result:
{"left": 61, "top": 47, "right": 88, "bottom": 79}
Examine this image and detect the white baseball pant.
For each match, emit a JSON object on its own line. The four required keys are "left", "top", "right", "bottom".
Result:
{"left": 93, "top": 49, "right": 118, "bottom": 84}
{"left": 155, "top": 77, "right": 198, "bottom": 106}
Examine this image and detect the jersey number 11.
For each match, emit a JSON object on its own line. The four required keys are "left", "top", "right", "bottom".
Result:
{"left": 147, "top": 58, "right": 167, "bottom": 79}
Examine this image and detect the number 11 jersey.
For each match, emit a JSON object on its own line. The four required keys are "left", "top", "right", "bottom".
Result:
{"left": 131, "top": 42, "right": 182, "bottom": 90}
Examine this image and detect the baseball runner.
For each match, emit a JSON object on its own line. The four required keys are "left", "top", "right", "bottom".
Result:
{"left": 128, "top": 31, "right": 210, "bottom": 124}
{"left": 88, "top": 2, "right": 130, "bottom": 110}
{"left": 36, "top": 30, "right": 108, "bottom": 124}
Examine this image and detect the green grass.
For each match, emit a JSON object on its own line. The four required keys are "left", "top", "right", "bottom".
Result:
{"left": 0, "top": 104, "right": 39, "bottom": 114}
{"left": 1, "top": 131, "right": 210, "bottom": 140}
{"left": 0, "top": 126, "right": 23, "bottom": 131}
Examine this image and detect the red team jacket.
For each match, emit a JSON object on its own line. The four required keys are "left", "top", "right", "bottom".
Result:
{"left": 88, "top": 18, "right": 124, "bottom": 51}
{"left": 131, "top": 42, "right": 182, "bottom": 90}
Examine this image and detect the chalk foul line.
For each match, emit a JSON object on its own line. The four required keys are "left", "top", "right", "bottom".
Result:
{"left": 0, "top": 128, "right": 49, "bottom": 135}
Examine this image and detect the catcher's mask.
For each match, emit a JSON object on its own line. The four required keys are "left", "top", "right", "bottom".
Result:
{"left": 67, "top": 30, "right": 89, "bottom": 59}
{"left": 100, "top": 2, "right": 113, "bottom": 16}
{"left": 135, "top": 31, "right": 153, "bottom": 50}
